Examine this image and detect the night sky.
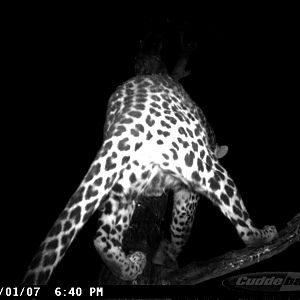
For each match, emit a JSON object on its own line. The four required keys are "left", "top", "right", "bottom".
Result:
{"left": 2, "top": 5, "right": 299, "bottom": 297}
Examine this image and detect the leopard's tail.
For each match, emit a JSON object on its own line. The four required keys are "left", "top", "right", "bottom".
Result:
{"left": 22, "top": 148, "right": 124, "bottom": 285}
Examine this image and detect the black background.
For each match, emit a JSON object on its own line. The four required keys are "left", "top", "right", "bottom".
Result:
{"left": 1, "top": 3, "right": 299, "bottom": 298}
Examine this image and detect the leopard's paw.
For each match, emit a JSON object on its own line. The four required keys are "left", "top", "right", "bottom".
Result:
{"left": 119, "top": 251, "right": 146, "bottom": 281}
{"left": 128, "top": 251, "right": 147, "bottom": 270}
{"left": 245, "top": 225, "right": 278, "bottom": 247}
{"left": 262, "top": 225, "right": 278, "bottom": 243}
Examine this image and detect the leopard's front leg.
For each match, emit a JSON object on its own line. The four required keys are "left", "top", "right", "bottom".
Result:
{"left": 94, "top": 194, "right": 146, "bottom": 281}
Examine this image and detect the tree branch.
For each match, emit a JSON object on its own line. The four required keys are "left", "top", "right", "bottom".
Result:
{"left": 164, "top": 211, "right": 300, "bottom": 285}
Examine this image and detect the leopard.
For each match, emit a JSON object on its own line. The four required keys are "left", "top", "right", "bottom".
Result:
{"left": 23, "top": 73, "right": 277, "bottom": 285}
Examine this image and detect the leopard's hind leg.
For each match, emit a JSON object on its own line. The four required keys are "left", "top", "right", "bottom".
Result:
{"left": 152, "top": 188, "right": 199, "bottom": 265}
{"left": 156, "top": 153, "right": 277, "bottom": 255}
{"left": 191, "top": 161, "right": 278, "bottom": 247}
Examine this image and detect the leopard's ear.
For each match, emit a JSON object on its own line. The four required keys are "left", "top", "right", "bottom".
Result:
{"left": 215, "top": 145, "right": 229, "bottom": 159}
